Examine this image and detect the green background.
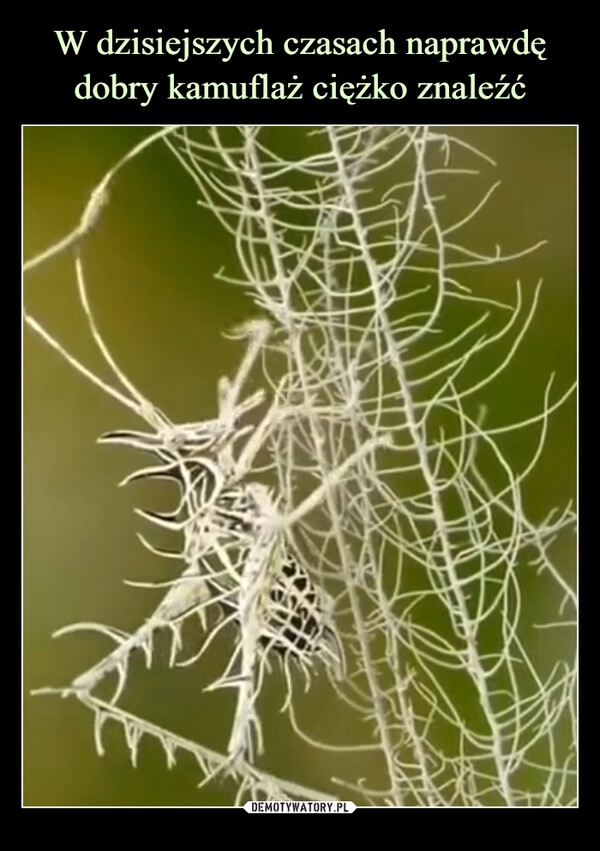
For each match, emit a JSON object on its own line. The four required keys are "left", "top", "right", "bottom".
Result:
{"left": 24, "top": 126, "right": 576, "bottom": 806}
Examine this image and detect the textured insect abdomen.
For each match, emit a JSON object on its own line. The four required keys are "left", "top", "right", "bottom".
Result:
{"left": 260, "top": 544, "right": 343, "bottom": 668}
{"left": 211, "top": 530, "right": 346, "bottom": 676}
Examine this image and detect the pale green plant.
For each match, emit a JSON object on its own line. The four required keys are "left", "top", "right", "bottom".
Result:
{"left": 25, "top": 126, "right": 576, "bottom": 806}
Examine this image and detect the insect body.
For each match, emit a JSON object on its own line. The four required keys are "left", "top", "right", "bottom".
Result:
{"left": 99, "top": 428, "right": 345, "bottom": 679}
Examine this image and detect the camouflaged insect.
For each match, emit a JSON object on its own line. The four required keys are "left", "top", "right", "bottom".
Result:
{"left": 99, "top": 424, "right": 345, "bottom": 679}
